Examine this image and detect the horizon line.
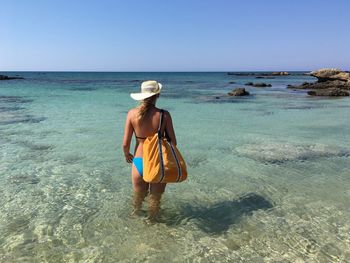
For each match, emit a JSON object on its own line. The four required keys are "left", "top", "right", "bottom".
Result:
{"left": 1, "top": 70, "right": 315, "bottom": 73}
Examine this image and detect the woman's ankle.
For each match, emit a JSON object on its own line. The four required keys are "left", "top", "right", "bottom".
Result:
{"left": 148, "top": 192, "right": 163, "bottom": 221}
{"left": 132, "top": 191, "right": 148, "bottom": 215}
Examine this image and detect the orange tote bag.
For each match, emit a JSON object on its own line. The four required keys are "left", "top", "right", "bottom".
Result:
{"left": 143, "top": 110, "right": 187, "bottom": 183}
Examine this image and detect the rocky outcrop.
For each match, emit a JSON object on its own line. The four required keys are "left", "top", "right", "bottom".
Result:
{"left": 245, "top": 82, "right": 272, "bottom": 87}
{"left": 228, "top": 88, "right": 250, "bottom": 96}
{"left": 271, "top": 71, "right": 289, "bottom": 76}
{"left": 288, "top": 68, "right": 350, "bottom": 97}
{"left": 0, "top": 75, "right": 24, "bottom": 80}
{"left": 310, "top": 68, "right": 350, "bottom": 83}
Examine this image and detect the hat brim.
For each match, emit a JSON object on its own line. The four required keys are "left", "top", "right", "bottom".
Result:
{"left": 130, "top": 83, "right": 162, "bottom": 101}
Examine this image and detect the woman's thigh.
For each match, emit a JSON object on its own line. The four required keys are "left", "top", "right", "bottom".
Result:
{"left": 131, "top": 164, "right": 149, "bottom": 192}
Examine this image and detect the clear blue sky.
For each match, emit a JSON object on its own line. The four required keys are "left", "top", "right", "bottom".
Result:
{"left": 1, "top": 0, "right": 349, "bottom": 71}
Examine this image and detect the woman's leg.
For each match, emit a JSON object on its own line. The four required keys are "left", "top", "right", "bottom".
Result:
{"left": 148, "top": 183, "right": 166, "bottom": 220}
{"left": 131, "top": 164, "right": 149, "bottom": 214}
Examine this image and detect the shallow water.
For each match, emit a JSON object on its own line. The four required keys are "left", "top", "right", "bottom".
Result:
{"left": 0, "top": 72, "right": 349, "bottom": 262}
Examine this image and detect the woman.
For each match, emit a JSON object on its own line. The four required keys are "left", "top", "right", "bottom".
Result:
{"left": 122, "top": 80, "right": 177, "bottom": 220}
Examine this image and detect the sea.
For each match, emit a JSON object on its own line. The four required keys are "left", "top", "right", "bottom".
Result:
{"left": 0, "top": 72, "right": 349, "bottom": 262}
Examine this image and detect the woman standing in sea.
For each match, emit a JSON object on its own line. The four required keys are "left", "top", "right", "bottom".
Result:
{"left": 122, "top": 80, "right": 177, "bottom": 220}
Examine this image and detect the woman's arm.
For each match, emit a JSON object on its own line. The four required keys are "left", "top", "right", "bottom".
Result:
{"left": 122, "top": 110, "right": 134, "bottom": 163}
{"left": 164, "top": 111, "right": 177, "bottom": 145}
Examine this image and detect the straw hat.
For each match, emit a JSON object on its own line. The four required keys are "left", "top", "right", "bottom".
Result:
{"left": 130, "top": 80, "right": 162, "bottom": 101}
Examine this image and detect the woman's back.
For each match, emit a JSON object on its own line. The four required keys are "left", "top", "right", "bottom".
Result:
{"left": 129, "top": 106, "right": 176, "bottom": 157}
{"left": 131, "top": 107, "right": 162, "bottom": 140}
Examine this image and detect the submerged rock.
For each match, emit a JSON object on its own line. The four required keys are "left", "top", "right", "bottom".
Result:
{"left": 288, "top": 80, "right": 350, "bottom": 90}
{"left": 245, "top": 82, "right": 272, "bottom": 87}
{"left": 0, "top": 95, "right": 33, "bottom": 103}
{"left": 0, "top": 115, "right": 46, "bottom": 125}
{"left": 307, "top": 88, "right": 349, "bottom": 97}
{"left": 0, "top": 75, "right": 24, "bottom": 80}
{"left": 256, "top": 76, "right": 275, "bottom": 79}
{"left": 235, "top": 143, "right": 350, "bottom": 164}
{"left": 228, "top": 88, "right": 250, "bottom": 96}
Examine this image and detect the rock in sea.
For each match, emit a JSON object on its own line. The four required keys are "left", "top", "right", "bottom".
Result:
{"left": 228, "top": 88, "right": 250, "bottom": 96}
{"left": 288, "top": 68, "right": 350, "bottom": 97}
{"left": 310, "top": 68, "right": 350, "bottom": 83}
{"left": 271, "top": 71, "right": 289, "bottom": 76}
{"left": 0, "top": 75, "right": 24, "bottom": 80}
{"left": 255, "top": 76, "right": 275, "bottom": 79}
{"left": 245, "top": 82, "right": 272, "bottom": 87}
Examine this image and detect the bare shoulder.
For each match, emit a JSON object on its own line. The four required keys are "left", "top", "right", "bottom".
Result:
{"left": 161, "top": 109, "right": 172, "bottom": 121}
{"left": 127, "top": 108, "right": 138, "bottom": 118}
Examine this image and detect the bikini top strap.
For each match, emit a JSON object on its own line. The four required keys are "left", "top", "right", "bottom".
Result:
{"left": 135, "top": 135, "right": 147, "bottom": 140}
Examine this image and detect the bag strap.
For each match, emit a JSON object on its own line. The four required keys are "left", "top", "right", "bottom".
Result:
{"left": 157, "top": 109, "right": 164, "bottom": 133}
{"left": 158, "top": 109, "right": 171, "bottom": 142}
{"left": 157, "top": 110, "right": 166, "bottom": 182}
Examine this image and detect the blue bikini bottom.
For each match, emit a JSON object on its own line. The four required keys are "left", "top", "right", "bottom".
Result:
{"left": 133, "top": 157, "right": 143, "bottom": 177}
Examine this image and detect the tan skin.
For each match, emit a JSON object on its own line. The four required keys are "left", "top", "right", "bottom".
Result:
{"left": 122, "top": 96, "right": 177, "bottom": 194}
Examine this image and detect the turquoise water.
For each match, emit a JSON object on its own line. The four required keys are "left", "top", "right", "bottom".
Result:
{"left": 0, "top": 72, "right": 349, "bottom": 262}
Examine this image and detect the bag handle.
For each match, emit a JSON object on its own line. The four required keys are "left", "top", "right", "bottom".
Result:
{"left": 158, "top": 109, "right": 171, "bottom": 142}
{"left": 157, "top": 109, "right": 164, "bottom": 132}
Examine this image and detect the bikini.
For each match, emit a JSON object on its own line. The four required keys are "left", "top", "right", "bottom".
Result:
{"left": 133, "top": 135, "right": 146, "bottom": 177}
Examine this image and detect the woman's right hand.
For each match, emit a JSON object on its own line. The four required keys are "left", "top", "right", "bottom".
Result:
{"left": 125, "top": 153, "right": 134, "bottom": 163}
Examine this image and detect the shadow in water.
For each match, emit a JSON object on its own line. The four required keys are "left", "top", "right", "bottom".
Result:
{"left": 161, "top": 193, "right": 273, "bottom": 235}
